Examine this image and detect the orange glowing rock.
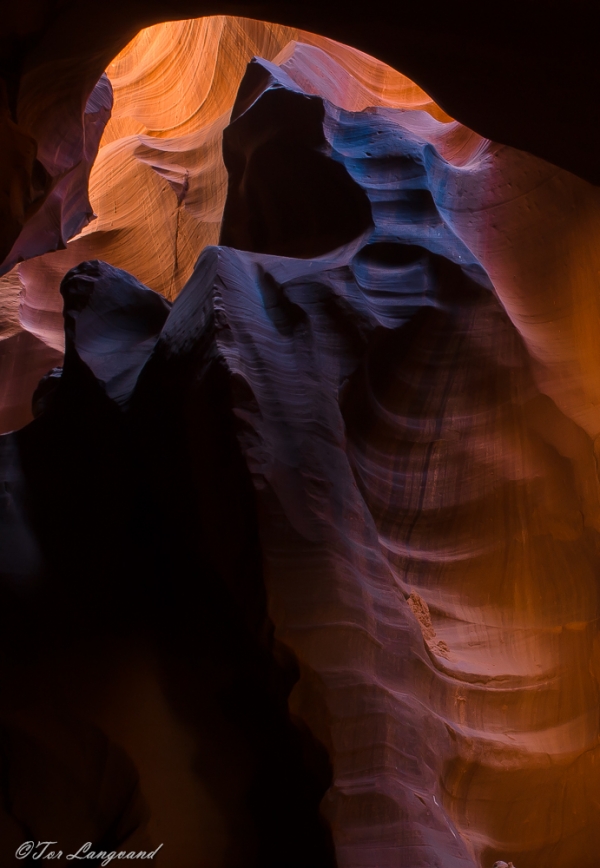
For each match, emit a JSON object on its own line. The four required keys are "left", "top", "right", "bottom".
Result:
{"left": 0, "top": 18, "right": 450, "bottom": 433}
{"left": 14, "top": 18, "right": 446, "bottom": 360}
{"left": 2, "top": 14, "right": 600, "bottom": 868}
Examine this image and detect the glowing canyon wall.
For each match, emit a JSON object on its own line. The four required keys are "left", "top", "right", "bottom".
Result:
{"left": 1, "top": 10, "right": 600, "bottom": 868}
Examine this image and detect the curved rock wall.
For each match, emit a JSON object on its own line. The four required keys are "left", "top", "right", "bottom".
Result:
{"left": 1, "top": 13, "right": 600, "bottom": 868}
{"left": 1, "top": 18, "right": 445, "bottom": 433}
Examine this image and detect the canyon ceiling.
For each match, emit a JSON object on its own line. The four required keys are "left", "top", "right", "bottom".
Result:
{"left": 0, "top": 3, "right": 599, "bottom": 868}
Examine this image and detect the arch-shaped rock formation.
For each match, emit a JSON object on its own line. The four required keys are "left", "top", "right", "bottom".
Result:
{"left": 1, "top": 7, "right": 600, "bottom": 868}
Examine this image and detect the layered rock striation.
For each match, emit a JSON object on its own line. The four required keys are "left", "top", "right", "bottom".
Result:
{"left": 3, "top": 41, "right": 600, "bottom": 868}
{"left": 0, "top": 19, "right": 448, "bottom": 434}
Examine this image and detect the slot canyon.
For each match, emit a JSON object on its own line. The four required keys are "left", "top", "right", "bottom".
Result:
{"left": 1, "top": 4, "right": 599, "bottom": 867}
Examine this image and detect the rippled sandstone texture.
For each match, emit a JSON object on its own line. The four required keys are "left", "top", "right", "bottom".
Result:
{"left": 1, "top": 8, "right": 600, "bottom": 868}
{"left": 1, "top": 17, "right": 452, "bottom": 434}
{"left": 149, "top": 54, "right": 600, "bottom": 868}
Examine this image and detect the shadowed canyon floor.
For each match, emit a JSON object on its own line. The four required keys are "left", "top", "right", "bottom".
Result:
{"left": 1, "top": 16, "right": 600, "bottom": 868}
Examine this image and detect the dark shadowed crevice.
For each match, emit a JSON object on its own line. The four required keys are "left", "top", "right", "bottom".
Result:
{"left": 130, "top": 278, "right": 338, "bottom": 868}
{"left": 2, "top": 256, "right": 338, "bottom": 867}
